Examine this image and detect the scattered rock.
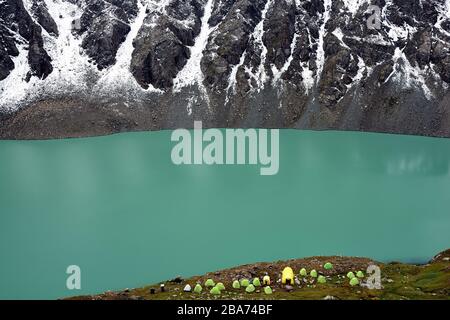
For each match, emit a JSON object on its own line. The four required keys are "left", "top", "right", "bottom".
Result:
{"left": 285, "top": 285, "right": 294, "bottom": 292}
{"left": 169, "top": 276, "right": 184, "bottom": 284}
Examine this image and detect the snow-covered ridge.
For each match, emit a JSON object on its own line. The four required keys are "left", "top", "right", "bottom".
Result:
{"left": 0, "top": 0, "right": 449, "bottom": 112}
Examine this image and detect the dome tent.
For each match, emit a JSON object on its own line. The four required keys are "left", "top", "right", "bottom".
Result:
{"left": 282, "top": 267, "right": 295, "bottom": 285}
{"left": 216, "top": 282, "right": 226, "bottom": 291}
{"left": 210, "top": 286, "right": 221, "bottom": 295}
{"left": 205, "top": 279, "right": 215, "bottom": 287}
{"left": 318, "top": 275, "right": 327, "bottom": 284}
{"left": 240, "top": 279, "right": 250, "bottom": 287}
{"left": 264, "top": 286, "right": 273, "bottom": 295}
{"left": 324, "top": 262, "right": 333, "bottom": 270}
{"left": 245, "top": 284, "right": 256, "bottom": 293}
{"left": 194, "top": 284, "right": 203, "bottom": 293}
{"left": 350, "top": 277, "right": 360, "bottom": 286}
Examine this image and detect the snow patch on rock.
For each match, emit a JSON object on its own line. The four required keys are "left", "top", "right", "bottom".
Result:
{"left": 248, "top": 0, "right": 274, "bottom": 91}
{"left": 316, "top": 0, "right": 332, "bottom": 85}
{"left": 342, "top": 0, "right": 366, "bottom": 16}
{"left": 173, "top": 0, "right": 216, "bottom": 103}
{"left": 94, "top": 0, "right": 162, "bottom": 96}
{"left": 390, "top": 48, "right": 433, "bottom": 100}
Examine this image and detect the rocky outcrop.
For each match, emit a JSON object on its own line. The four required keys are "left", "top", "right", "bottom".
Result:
{"left": 30, "top": 0, "right": 59, "bottom": 36}
{"left": 0, "top": 25, "right": 17, "bottom": 81}
{"left": 1, "top": 0, "right": 450, "bottom": 139}
{"left": 130, "top": 0, "right": 205, "bottom": 89}
{"left": 0, "top": 0, "right": 53, "bottom": 81}
{"left": 76, "top": 0, "right": 139, "bottom": 70}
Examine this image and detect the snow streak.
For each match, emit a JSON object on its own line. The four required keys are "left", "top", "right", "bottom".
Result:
{"left": 316, "top": 0, "right": 332, "bottom": 85}
{"left": 173, "top": 0, "right": 216, "bottom": 104}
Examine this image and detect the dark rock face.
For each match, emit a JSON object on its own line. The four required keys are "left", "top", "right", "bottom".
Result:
{"left": 0, "top": 0, "right": 450, "bottom": 139}
{"left": 30, "top": 0, "right": 59, "bottom": 36}
{"left": 0, "top": 26, "right": 17, "bottom": 81}
{"left": 0, "top": 0, "right": 53, "bottom": 80}
{"left": 27, "top": 22, "right": 53, "bottom": 80}
{"left": 130, "top": 0, "right": 206, "bottom": 89}
{"left": 202, "top": 0, "right": 266, "bottom": 90}
{"left": 77, "top": 0, "right": 138, "bottom": 70}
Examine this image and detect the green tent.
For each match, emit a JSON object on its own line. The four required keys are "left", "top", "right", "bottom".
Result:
{"left": 194, "top": 284, "right": 203, "bottom": 293}
{"left": 240, "top": 279, "right": 250, "bottom": 287}
{"left": 264, "top": 286, "right": 273, "bottom": 295}
{"left": 216, "top": 282, "right": 226, "bottom": 291}
{"left": 299, "top": 268, "right": 307, "bottom": 276}
{"left": 210, "top": 286, "right": 221, "bottom": 295}
{"left": 350, "top": 277, "right": 360, "bottom": 286}
{"left": 346, "top": 271, "right": 355, "bottom": 279}
{"left": 356, "top": 271, "right": 364, "bottom": 278}
{"left": 253, "top": 278, "right": 261, "bottom": 287}
{"left": 205, "top": 279, "right": 215, "bottom": 287}
{"left": 245, "top": 284, "right": 256, "bottom": 293}
{"left": 310, "top": 269, "right": 318, "bottom": 278}
{"left": 232, "top": 280, "right": 241, "bottom": 289}
{"left": 324, "top": 262, "right": 333, "bottom": 270}
{"left": 318, "top": 275, "right": 327, "bottom": 284}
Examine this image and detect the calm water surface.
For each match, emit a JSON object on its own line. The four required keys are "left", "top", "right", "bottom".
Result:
{"left": 0, "top": 130, "right": 449, "bottom": 299}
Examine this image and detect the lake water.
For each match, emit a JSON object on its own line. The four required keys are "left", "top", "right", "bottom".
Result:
{"left": 0, "top": 130, "right": 449, "bottom": 299}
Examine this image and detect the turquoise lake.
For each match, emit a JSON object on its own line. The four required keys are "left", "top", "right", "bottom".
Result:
{"left": 0, "top": 130, "right": 449, "bottom": 299}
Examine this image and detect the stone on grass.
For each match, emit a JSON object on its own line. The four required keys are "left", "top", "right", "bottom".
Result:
{"left": 349, "top": 277, "right": 360, "bottom": 286}
{"left": 318, "top": 275, "right": 327, "bottom": 284}
{"left": 245, "top": 284, "right": 256, "bottom": 293}
{"left": 205, "top": 279, "right": 215, "bottom": 287}
{"left": 194, "top": 284, "right": 203, "bottom": 293}
{"left": 285, "top": 285, "right": 294, "bottom": 292}
{"left": 264, "top": 286, "right": 273, "bottom": 295}
{"left": 232, "top": 280, "right": 241, "bottom": 289}
{"left": 310, "top": 269, "right": 318, "bottom": 278}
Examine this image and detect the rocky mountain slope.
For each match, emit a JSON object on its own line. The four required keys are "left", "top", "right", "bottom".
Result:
{"left": 0, "top": 0, "right": 450, "bottom": 139}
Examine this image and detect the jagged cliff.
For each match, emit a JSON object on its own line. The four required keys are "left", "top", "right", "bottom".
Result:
{"left": 0, "top": 0, "right": 449, "bottom": 139}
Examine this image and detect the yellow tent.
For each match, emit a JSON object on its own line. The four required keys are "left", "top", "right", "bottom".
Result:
{"left": 282, "top": 267, "right": 294, "bottom": 285}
